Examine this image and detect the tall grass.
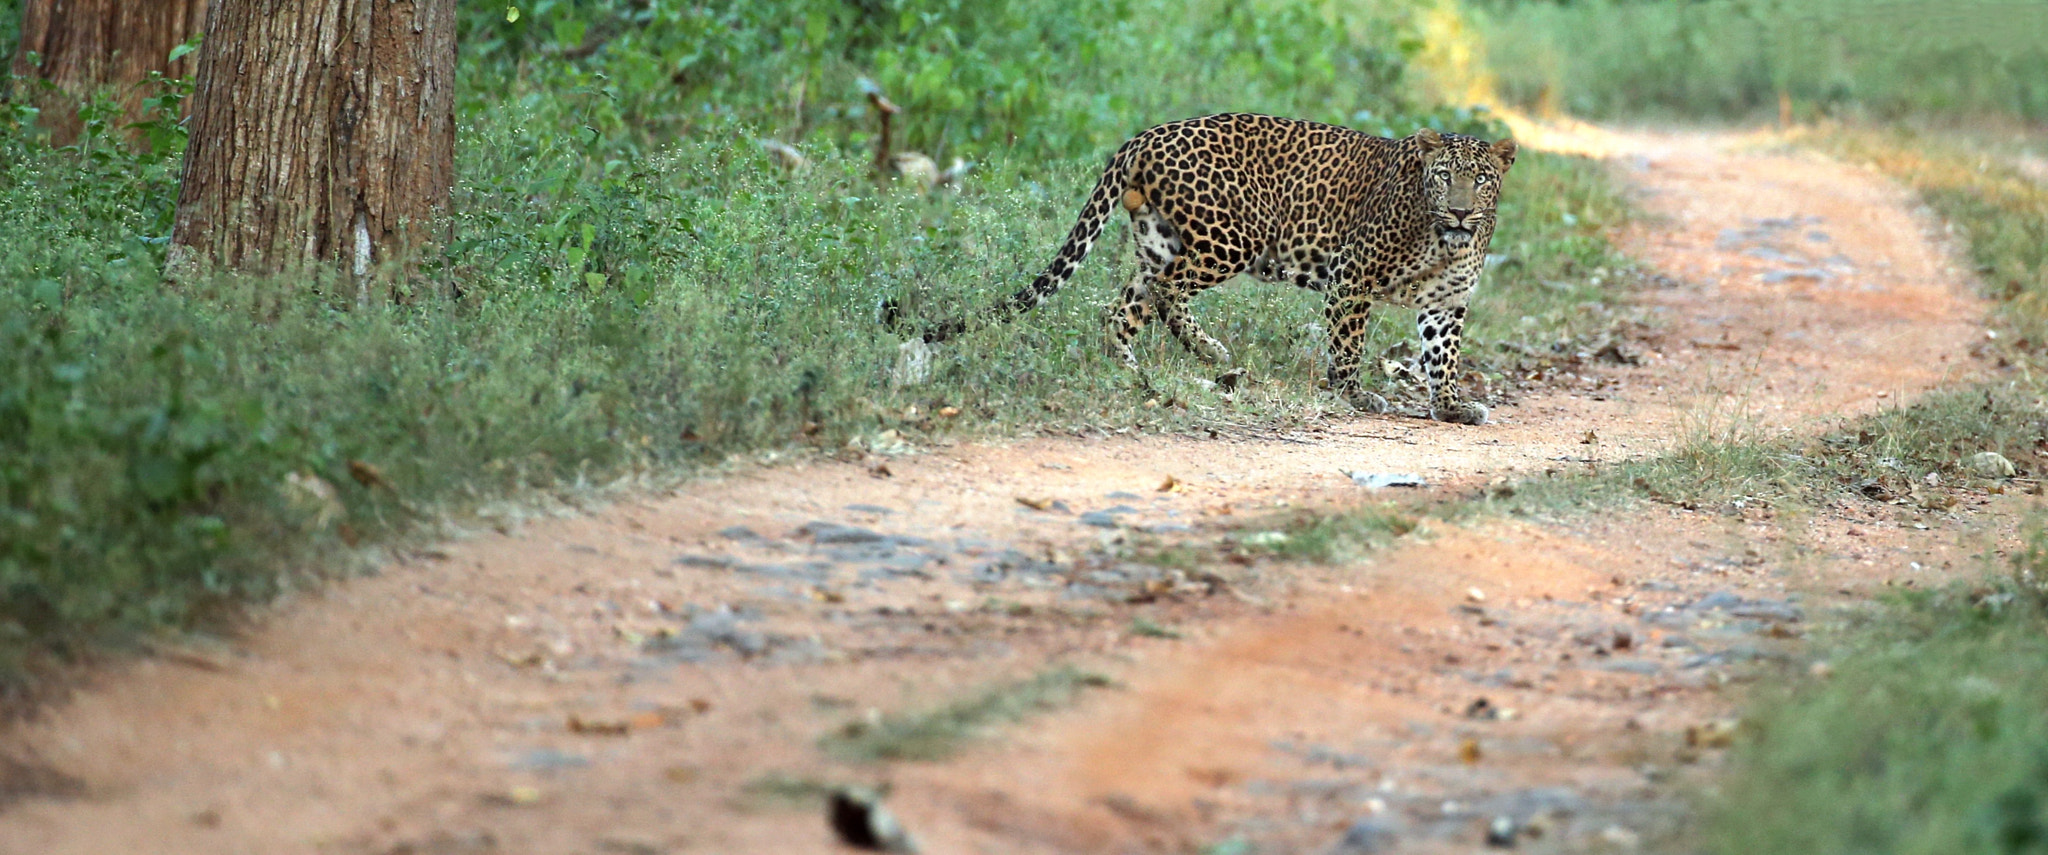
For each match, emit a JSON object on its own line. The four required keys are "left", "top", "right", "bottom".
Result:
{"left": 1472, "top": 0, "right": 2048, "bottom": 126}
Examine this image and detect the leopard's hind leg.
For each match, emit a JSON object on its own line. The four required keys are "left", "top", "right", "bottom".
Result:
{"left": 1104, "top": 194, "right": 1181, "bottom": 368}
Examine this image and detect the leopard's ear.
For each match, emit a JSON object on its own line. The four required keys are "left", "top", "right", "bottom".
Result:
{"left": 1413, "top": 127, "right": 1445, "bottom": 150}
{"left": 1491, "top": 138, "right": 1519, "bottom": 172}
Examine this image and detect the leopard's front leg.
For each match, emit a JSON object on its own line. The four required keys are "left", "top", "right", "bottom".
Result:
{"left": 1418, "top": 304, "right": 1486, "bottom": 425}
{"left": 1324, "top": 287, "right": 1389, "bottom": 413}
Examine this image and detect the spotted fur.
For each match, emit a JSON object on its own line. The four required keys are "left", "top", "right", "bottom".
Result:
{"left": 893, "top": 112, "right": 1516, "bottom": 424}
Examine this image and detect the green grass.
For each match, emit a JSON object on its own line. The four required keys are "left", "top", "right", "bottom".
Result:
{"left": 1700, "top": 566, "right": 2048, "bottom": 855}
{"left": 822, "top": 667, "right": 1113, "bottom": 762}
{"left": 0, "top": 0, "right": 1637, "bottom": 694}
{"left": 1470, "top": 0, "right": 2048, "bottom": 126}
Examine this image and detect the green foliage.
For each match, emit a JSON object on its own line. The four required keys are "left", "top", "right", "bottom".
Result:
{"left": 1702, "top": 568, "right": 2048, "bottom": 855}
{"left": 1472, "top": 0, "right": 2048, "bottom": 125}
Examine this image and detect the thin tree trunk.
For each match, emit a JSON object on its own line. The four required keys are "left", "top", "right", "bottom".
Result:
{"left": 8, "top": 0, "right": 210, "bottom": 144}
{"left": 167, "top": 0, "right": 455, "bottom": 298}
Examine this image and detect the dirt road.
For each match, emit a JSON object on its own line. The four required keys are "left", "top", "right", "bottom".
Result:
{"left": 0, "top": 125, "right": 2009, "bottom": 855}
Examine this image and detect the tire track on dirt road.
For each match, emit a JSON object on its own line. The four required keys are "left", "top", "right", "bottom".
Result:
{"left": 0, "top": 124, "right": 2002, "bottom": 854}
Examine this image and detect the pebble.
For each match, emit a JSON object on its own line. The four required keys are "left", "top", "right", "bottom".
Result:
{"left": 1591, "top": 659, "right": 1662, "bottom": 676}
{"left": 829, "top": 786, "right": 919, "bottom": 853}
{"left": 1967, "top": 451, "right": 2016, "bottom": 478}
{"left": 507, "top": 747, "right": 589, "bottom": 771}
{"left": 1330, "top": 817, "right": 1401, "bottom": 854}
{"left": 1485, "top": 815, "right": 1519, "bottom": 847}
{"left": 799, "top": 521, "right": 888, "bottom": 544}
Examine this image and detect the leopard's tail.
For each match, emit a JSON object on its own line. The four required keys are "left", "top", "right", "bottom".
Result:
{"left": 883, "top": 143, "right": 1138, "bottom": 344}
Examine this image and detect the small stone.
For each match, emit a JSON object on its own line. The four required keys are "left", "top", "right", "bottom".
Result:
{"left": 1466, "top": 587, "right": 1486, "bottom": 603}
{"left": 507, "top": 747, "right": 589, "bottom": 771}
{"left": 1967, "top": 451, "right": 2016, "bottom": 479}
{"left": 1809, "top": 660, "right": 1833, "bottom": 679}
{"left": 1078, "top": 511, "right": 1122, "bottom": 528}
{"left": 716, "top": 525, "right": 761, "bottom": 541}
{"left": 1592, "top": 658, "right": 1662, "bottom": 676}
{"left": 1330, "top": 817, "right": 1400, "bottom": 854}
{"left": 799, "top": 522, "right": 888, "bottom": 544}
{"left": 829, "top": 786, "right": 919, "bottom": 853}
{"left": 1485, "top": 815, "right": 1519, "bottom": 848}
{"left": 1600, "top": 825, "right": 1641, "bottom": 849}
{"left": 1689, "top": 591, "right": 1742, "bottom": 612}
{"left": 1346, "top": 471, "right": 1428, "bottom": 489}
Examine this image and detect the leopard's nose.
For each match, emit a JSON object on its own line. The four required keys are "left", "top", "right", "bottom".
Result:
{"left": 1447, "top": 208, "right": 1473, "bottom": 223}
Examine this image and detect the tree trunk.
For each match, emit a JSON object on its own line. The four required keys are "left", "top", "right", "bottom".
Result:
{"left": 8, "top": 0, "right": 210, "bottom": 144}
{"left": 167, "top": 0, "right": 456, "bottom": 297}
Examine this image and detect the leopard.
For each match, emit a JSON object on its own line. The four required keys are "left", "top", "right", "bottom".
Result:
{"left": 886, "top": 112, "right": 1517, "bottom": 424}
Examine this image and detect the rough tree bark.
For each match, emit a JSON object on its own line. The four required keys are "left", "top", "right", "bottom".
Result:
{"left": 8, "top": 0, "right": 210, "bottom": 144}
{"left": 167, "top": 0, "right": 456, "bottom": 298}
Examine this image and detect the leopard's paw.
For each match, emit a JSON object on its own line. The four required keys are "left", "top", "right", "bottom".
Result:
{"left": 1343, "top": 389, "right": 1392, "bottom": 414}
{"left": 1432, "top": 400, "right": 1489, "bottom": 425}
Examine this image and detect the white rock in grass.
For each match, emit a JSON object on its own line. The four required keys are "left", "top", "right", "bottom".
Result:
{"left": 1966, "top": 451, "right": 2016, "bottom": 479}
{"left": 891, "top": 339, "right": 933, "bottom": 387}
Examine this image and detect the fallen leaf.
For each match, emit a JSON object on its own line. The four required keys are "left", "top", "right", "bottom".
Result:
{"left": 1687, "top": 719, "right": 1740, "bottom": 748}
{"left": 868, "top": 463, "right": 893, "bottom": 478}
{"left": 1581, "top": 430, "right": 1599, "bottom": 444}
{"left": 628, "top": 711, "right": 668, "bottom": 730}
{"left": 1158, "top": 475, "right": 1184, "bottom": 493}
{"left": 481, "top": 785, "right": 545, "bottom": 807}
{"left": 1458, "top": 737, "right": 1483, "bottom": 764}
{"left": 1015, "top": 495, "right": 1055, "bottom": 511}
{"left": 347, "top": 459, "right": 393, "bottom": 491}
{"left": 938, "top": 406, "right": 961, "bottom": 418}
{"left": 663, "top": 765, "right": 699, "bottom": 784}
{"left": 567, "top": 715, "right": 632, "bottom": 736}
{"left": 688, "top": 698, "right": 713, "bottom": 714}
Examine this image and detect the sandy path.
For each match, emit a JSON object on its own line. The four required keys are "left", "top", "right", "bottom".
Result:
{"left": 0, "top": 126, "right": 2001, "bottom": 854}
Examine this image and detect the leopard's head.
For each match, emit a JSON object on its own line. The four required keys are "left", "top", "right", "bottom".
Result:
{"left": 1411, "top": 128, "right": 1518, "bottom": 250}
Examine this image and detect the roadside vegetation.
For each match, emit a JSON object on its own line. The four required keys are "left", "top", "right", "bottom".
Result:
{"left": 0, "top": 0, "right": 1630, "bottom": 696}
{"left": 1470, "top": 0, "right": 2048, "bottom": 126}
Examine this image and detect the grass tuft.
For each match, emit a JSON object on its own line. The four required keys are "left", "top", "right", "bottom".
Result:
{"left": 823, "top": 667, "right": 1113, "bottom": 763}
